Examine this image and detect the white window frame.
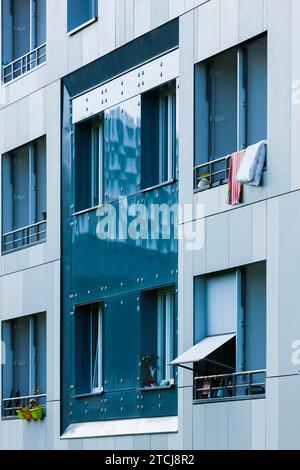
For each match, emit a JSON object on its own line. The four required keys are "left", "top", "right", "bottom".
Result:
{"left": 90, "top": 304, "right": 103, "bottom": 394}
{"left": 157, "top": 288, "right": 175, "bottom": 385}
{"left": 159, "top": 87, "right": 176, "bottom": 184}
{"left": 91, "top": 118, "right": 104, "bottom": 208}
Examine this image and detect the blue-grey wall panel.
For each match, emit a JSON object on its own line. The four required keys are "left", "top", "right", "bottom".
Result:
{"left": 104, "top": 292, "right": 140, "bottom": 392}
{"left": 140, "top": 183, "right": 178, "bottom": 290}
{"left": 71, "top": 197, "right": 142, "bottom": 303}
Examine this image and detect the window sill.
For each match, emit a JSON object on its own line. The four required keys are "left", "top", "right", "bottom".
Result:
{"left": 138, "top": 380, "right": 175, "bottom": 392}
{"left": 67, "top": 17, "right": 98, "bottom": 36}
{"left": 72, "top": 204, "right": 104, "bottom": 217}
{"left": 141, "top": 179, "right": 177, "bottom": 194}
{"left": 73, "top": 388, "right": 104, "bottom": 399}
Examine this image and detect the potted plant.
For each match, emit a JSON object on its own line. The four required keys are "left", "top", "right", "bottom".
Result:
{"left": 16, "top": 409, "right": 26, "bottom": 420}
{"left": 30, "top": 404, "right": 44, "bottom": 420}
{"left": 197, "top": 172, "right": 211, "bottom": 189}
{"left": 21, "top": 406, "right": 33, "bottom": 421}
{"left": 139, "top": 354, "right": 158, "bottom": 388}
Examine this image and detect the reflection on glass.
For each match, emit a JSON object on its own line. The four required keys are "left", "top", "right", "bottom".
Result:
{"left": 104, "top": 96, "right": 141, "bottom": 202}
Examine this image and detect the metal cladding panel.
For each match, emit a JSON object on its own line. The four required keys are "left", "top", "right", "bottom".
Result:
{"left": 72, "top": 50, "right": 179, "bottom": 125}
{"left": 71, "top": 198, "right": 142, "bottom": 303}
{"left": 140, "top": 50, "right": 179, "bottom": 94}
{"left": 104, "top": 96, "right": 141, "bottom": 202}
{"left": 139, "top": 388, "right": 178, "bottom": 418}
{"left": 62, "top": 21, "right": 180, "bottom": 432}
{"left": 104, "top": 292, "right": 140, "bottom": 392}
{"left": 64, "top": 19, "right": 179, "bottom": 98}
{"left": 140, "top": 183, "right": 178, "bottom": 290}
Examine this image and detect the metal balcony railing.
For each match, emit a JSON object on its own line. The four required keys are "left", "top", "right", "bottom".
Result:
{"left": 2, "top": 220, "right": 47, "bottom": 253}
{"left": 2, "top": 394, "right": 47, "bottom": 420}
{"left": 194, "top": 369, "right": 266, "bottom": 404}
{"left": 194, "top": 155, "right": 231, "bottom": 191}
{"left": 2, "top": 43, "right": 46, "bottom": 84}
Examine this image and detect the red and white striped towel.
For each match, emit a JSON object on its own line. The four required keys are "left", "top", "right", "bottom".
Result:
{"left": 227, "top": 150, "right": 246, "bottom": 206}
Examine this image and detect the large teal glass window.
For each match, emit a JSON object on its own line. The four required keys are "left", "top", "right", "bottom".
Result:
{"left": 67, "top": 0, "right": 97, "bottom": 33}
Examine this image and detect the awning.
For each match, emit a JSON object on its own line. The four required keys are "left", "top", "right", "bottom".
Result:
{"left": 170, "top": 333, "right": 236, "bottom": 366}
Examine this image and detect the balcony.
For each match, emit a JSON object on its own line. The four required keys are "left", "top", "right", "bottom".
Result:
{"left": 194, "top": 369, "right": 266, "bottom": 404}
{"left": 2, "top": 394, "right": 47, "bottom": 420}
{"left": 2, "top": 220, "right": 47, "bottom": 254}
{"left": 2, "top": 44, "right": 46, "bottom": 84}
{"left": 194, "top": 156, "right": 231, "bottom": 192}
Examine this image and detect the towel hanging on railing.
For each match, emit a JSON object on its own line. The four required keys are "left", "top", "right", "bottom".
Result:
{"left": 227, "top": 150, "right": 246, "bottom": 205}
{"left": 236, "top": 140, "right": 267, "bottom": 186}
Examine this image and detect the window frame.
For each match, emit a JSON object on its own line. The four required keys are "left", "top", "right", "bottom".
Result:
{"left": 2, "top": 137, "right": 47, "bottom": 253}
{"left": 90, "top": 304, "right": 103, "bottom": 395}
{"left": 2, "top": 0, "right": 46, "bottom": 64}
{"left": 158, "top": 86, "right": 177, "bottom": 185}
{"left": 194, "top": 34, "right": 267, "bottom": 184}
{"left": 91, "top": 117, "right": 104, "bottom": 209}
{"left": 157, "top": 287, "right": 175, "bottom": 385}
{"left": 4, "top": 314, "right": 46, "bottom": 398}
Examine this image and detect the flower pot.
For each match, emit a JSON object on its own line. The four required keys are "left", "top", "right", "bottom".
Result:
{"left": 31, "top": 405, "right": 44, "bottom": 420}
{"left": 197, "top": 177, "right": 210, "bottom": 189}
{"left": 16, "top": 409, "right": 26, "bottom": 420}
{"left": 22, "top": 407, "right": 32, "bottom": 421}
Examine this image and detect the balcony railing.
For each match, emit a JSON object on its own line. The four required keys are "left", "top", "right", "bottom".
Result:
{"left": 2, "top": 394, "right": 47, "bottom": 420}
{"left": 194, "top": 155, "right": 231, "bottom": 191}
{"left": 2, "top": 43, "right": 46, "bottom": 84}
{"left": 194, "top": 369, "right": 266, "bottom": 404}
{"left": 2, "top": 220, "right": 47, "bottom": 253}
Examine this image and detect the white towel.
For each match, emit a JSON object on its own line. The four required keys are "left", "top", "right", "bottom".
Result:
{"left": 236, "top": 140, "right": 267, "bottom": 186}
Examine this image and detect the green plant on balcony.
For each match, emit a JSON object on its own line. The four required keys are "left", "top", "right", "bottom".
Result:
{"left": 16, "top": 387, "right": 45, "bottom": 421}
{"left": 139, "top": 353, "right": 159, "bottom": 388}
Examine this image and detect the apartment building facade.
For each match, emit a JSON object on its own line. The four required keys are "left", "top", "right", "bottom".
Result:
{"left": 0, "top": 0, "right": 299, "bottom": 450}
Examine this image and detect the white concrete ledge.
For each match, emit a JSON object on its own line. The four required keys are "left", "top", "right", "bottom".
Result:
{"left": 61, "top": 416, "right": 178, "bottom": 440}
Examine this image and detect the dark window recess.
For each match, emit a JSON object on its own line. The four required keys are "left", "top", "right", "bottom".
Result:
{"left": 75, "top": 303, "right": 103, "bottom": 395}
{"left": 2, "top": 313, "right": 47, "bottom": 418}
{"left": 67, "top": 0, "right": 97, "bottom": 33}
{"left": 193, "top": 262, "right": 266, "bottom": 401}
{"left": 74, "top": 116, "right": 103, "bottom": 212}
{"left": 194, "top": 35, "right": 267, "bottom": 185}
{"left": 2, "top": 0, "right": 46, "bottom": 65}
{"left": 141, "top": 83, "right": 177, "bottom": 190}
{"left": 2, "top": 136, "right": 47, "bottom": 252}
{"left": 140, "top": 287, "right": 176, "bottom": 389}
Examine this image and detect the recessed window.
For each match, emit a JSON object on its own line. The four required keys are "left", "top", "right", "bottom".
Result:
{"left": 142, "top": 83, "right": 177, "bottom": 190}
{"left": 74, "top": 116, "right": 104, "bottom": 212}
{"left": 67, "top": 0, "right": 97, "bottom": 33}
{"left": 2, "top": 136, "right": 47, "bottom": 253}
{"left": 2, "top": 313, "right": 47, "bottom": 418}
{"left": 194, "top": 35, "right": 267, "bottom": 187}
{"left": 172, "top": 262, "right": 266, "bottom": 402}
{"left": 90, "top": 304, "right": 103, "bottom": 394}
{"left": 140, "top": 287, "right": 176, "bottom": 389}
{"left": 157, "top": 289, "right": 175, "bottom": 384}
{"left": 75, "top": 303, "right": 103, "bottom": 395}
{"left": 2, "top": 0, "right": 46, "bottom": 83}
